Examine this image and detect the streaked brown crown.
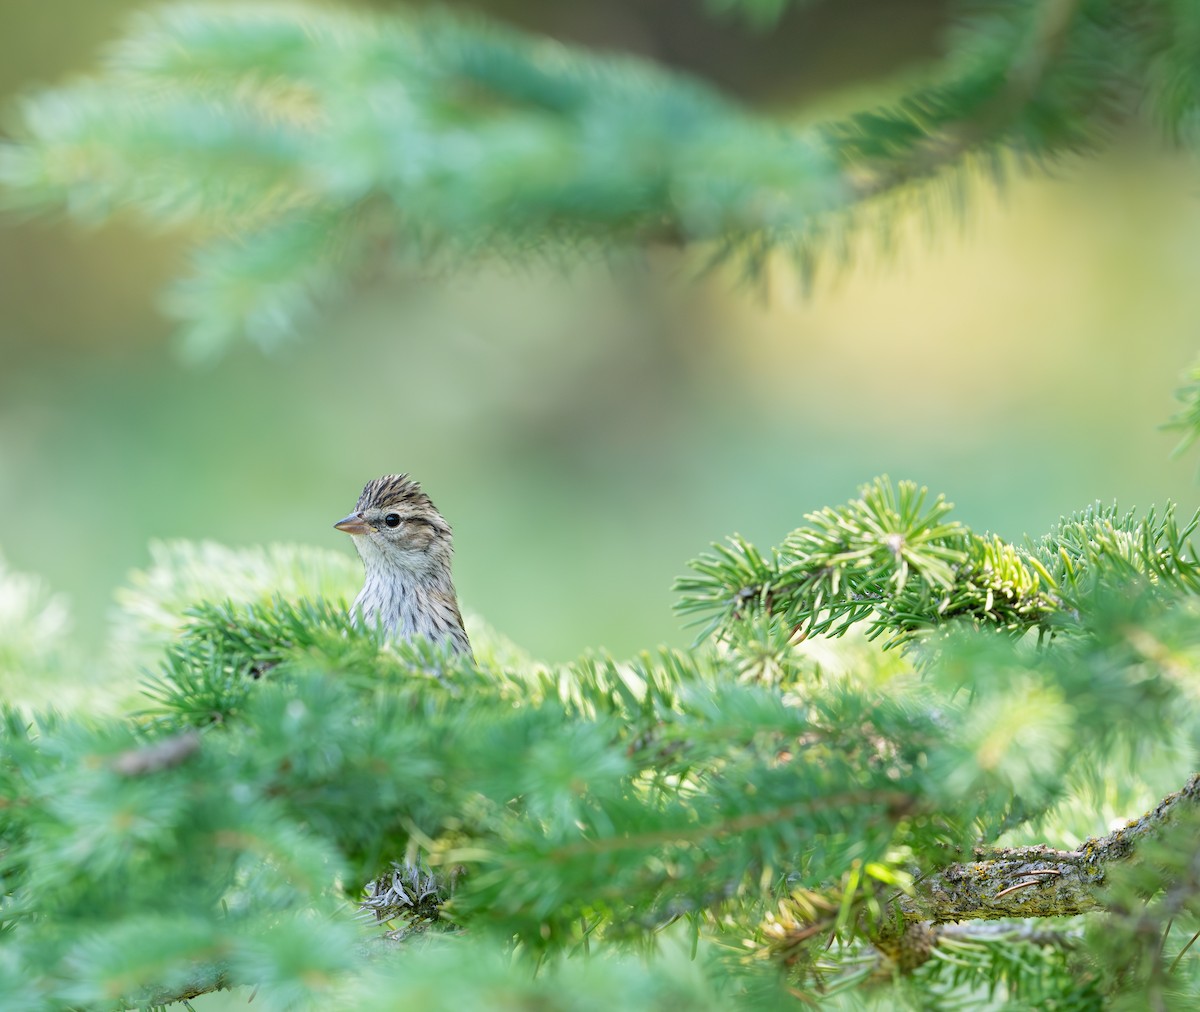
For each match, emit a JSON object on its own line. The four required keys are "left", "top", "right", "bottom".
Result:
{"left": 355, "top": 474, "right": 433, "bottom": 513}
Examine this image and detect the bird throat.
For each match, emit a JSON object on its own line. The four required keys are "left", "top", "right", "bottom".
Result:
{"left": 353, "top": 558, "right": 472, "bottom": 658}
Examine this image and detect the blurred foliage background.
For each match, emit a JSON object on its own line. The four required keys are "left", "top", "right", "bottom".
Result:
{"left": 1, "top": 0, "right": 1197, "bottom": 671}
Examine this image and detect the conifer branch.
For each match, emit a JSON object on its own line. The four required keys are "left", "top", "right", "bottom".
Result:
{"left": 839, "top": 0, "right": 1089, "bottom": 204}
{"left": 136, "top": 967, "right": 232, "bottom": 1010}
{"left": 765, "top": 773, "right": 1200, "bottom": 981}
{"left": 111, "top": 729, "right": 201, "bottom": 777}
{"left": 881, "top": 773, "right": 1200, "bottom": 969}
{"left": 677, "top": 476, "right": 1200, "bottom": 647}
{"left": 543, "top": 789, "right": 917, "bottom": 859}
{"left": 6, "top": 479, "right": 1200, "bottom": 1005}
{"left": 0, "top": 1, "right": 1193, "bottom": 353}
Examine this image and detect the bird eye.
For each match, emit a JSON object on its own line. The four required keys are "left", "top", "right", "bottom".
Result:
{"left": 384, "top": 513, "right": 401, "bottom": 528}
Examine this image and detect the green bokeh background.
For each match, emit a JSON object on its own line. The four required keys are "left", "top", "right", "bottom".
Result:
{"left": 2, "top": 0, "right": 1197, "bottom": 666}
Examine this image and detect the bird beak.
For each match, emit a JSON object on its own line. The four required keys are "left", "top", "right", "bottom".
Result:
{"left": 334, "top": 512, "right": 374, "bottom": 535}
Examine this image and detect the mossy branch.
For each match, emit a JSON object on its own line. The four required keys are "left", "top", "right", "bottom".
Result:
{"left": 898, "top": 771, "right": 1200, "bottom": 926}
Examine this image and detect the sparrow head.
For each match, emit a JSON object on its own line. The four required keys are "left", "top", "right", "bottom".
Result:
{"left": 334, "top": 474, "right": 453, "bottom": 574}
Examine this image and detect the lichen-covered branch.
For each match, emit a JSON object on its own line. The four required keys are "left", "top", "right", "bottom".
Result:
{"left": 897, "top": 772, "right": 1200, "bottom": 924}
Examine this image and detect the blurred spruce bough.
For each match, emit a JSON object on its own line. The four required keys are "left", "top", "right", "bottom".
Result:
{"left": 2, "top": 0, "right": 1200, "bottom": 371}
{"left": 4, "top": 477, "right": 1200, "bottom": 1008}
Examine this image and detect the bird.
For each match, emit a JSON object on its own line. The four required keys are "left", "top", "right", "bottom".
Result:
{"left": 333, "top": 474, "right": 473, "bottom": 659}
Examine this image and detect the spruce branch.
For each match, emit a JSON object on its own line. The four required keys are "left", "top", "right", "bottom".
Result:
{"left": 111, "top": 729, "right": 201, "bottom": 776}
{"left": 0, "top": 551, "right": 73, "bottom": 699}
{"left": 538, "top": 789, "right": 916, "bottom": 860}
{"left": 135, "top": 966, "right": 232, "bottom": 1010}
{"left": 111, "top": 539, "right": 358, "bottom": 667}
{"left": 6, "top": 483, "right": 1200, "bottom": 1007}
{"left": 0, "top": 0, "right": 1190, "bottom": 354}
{"left": 750, "top": 772, "right": 1200, "bottom": 1002}
{"left": 678, "top": 476, "right": 1200, "bottom": 649}
{"left": 833, "top": 0, "right": 1097, "bottom": 203}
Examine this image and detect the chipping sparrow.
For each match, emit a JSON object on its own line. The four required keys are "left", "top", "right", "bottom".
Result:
{"left": 334, "top": 474, "right": 473, "bottom": 659}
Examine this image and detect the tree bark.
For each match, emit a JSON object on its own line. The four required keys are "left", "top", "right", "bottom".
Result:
{"left": 896, "top": 772, "right": 1200, "bottom": 924}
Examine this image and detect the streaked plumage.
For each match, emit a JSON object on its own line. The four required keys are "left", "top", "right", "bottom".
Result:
{"left": 334, "top": 474, "right": 473, "bottom": 659}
